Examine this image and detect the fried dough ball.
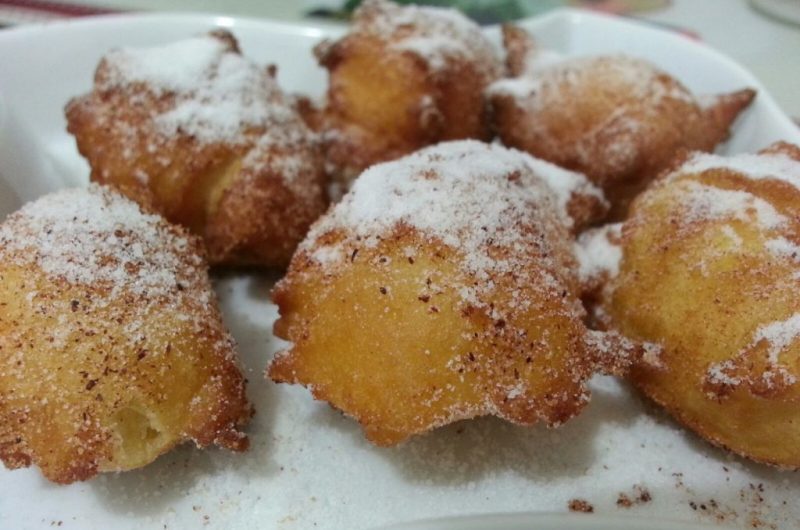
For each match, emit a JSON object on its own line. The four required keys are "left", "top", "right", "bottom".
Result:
{"left": 0, "top": 184, "right": 252, "bottom": 484}
{"left": 65, "top": 30, "right": 327, "bottom": 268}
{"left": 487, "top": 25, "right": 757, "bottom": 218}
{"left": 309, "top": 0, "right": 503, "bottom": 186}
{"left": 269, "top": 140, "right": 635, "bottom": 445}
{"left": 606, "top": 142, "right": 800, "bottom": 467}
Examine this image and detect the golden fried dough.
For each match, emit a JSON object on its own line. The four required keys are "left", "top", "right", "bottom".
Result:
{"left": 66, "top": 30, "right": 327, "bottom": 268}
{"left": 269, "top": 140, "right": 635, "bottom": 445}
{"left": 310, "top": 0, "right": 503, "bottom": 186}
{"left": 0, "top": 185, "right": 252, "bottom": 484}
{"left": 488, "top": 25, "right": 756, "bottom": 218}
{"left": 606, "top": 142, "right": 800, "bottom": 467}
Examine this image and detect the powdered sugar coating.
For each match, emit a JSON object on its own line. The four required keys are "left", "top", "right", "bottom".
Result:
{"left": 678, "top": 181, "right": 787, "bottom": 229}
{"left": 302, "top": 140, "right": 597, "bottom": 313}
{"left": 488, "top": 54, "right": 695, "bottom": 106}
{"left": 0, "top": 184, "right": 251, "bottom": 483}
{"left": 682, "top": 151, "right": 800, "bottom": 190}
{"left": 99, "top": 33, "right": 300, "bottom": 148}
{"left": 574, "top": 223, "right": 623, "bottom": 284}
{"left": 354, "top": 0, "right": 500, "bottom": 75}
{"left": 66, "top": 31, "right": 327, "bottom": 267}
{"left": 488, "top": 54, "right": 698, "bottom": 179}
{"left": 0, "top": 184, "right": 201, "bottom": 303}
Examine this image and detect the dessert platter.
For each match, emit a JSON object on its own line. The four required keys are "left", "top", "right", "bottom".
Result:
{"left": 1, "top": 2, "right": 799, "bottom": 528}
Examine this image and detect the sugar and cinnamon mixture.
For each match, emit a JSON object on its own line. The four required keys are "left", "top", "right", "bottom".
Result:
{"left": 0, "top": 185, "right": 248, "bottom": 472}
{"left": 487, "top": 53, "right": 701, "bottom": 180}
{"left": 352, "top": 0, "right": 501, "bottom": 76}
{"left": 0, "top": 186, "right": 239, "bottom": 365}
{"left": 301, "top": 140, "right": 596, "bottom": 316}
{"left": 101, "top": 32, "right": 296, "bottom": 145}
{"left": 0, "top": 184, "right": 241, "bottom": 359}
{"left": 83, "top": 31, "right": 319, "bottom": 196}
{"left": 0, "top": 184, "right": 207, "bottom": 304}
{"left": 488, "top": 53, "right": 695, "bottom": 105}
{"left": 604, "top": 147, "right": 800, "bottom": 388}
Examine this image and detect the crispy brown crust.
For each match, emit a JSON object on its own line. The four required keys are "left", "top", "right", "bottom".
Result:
{"left": 0, "top": 187, "right": 252, "bottom": 484}
{"left": 267, "top": 142, "right": 633, "bottom": 445}
{"left": 488, "top": 26, "right": 756, "bottom": 219}
{"left": 65, "top": 30, "right": 327, "bottom": 268}
{"left": 312, "top": 0, "right": 502, "bottom": 186}
{"left": 269, "top": 228, "right": 598, "bottom": 445}
{"left": 608, "top": 142, "right": 800, "bottom": 468}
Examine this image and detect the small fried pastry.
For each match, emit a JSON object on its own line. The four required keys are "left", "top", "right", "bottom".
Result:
{"left": 66, "top": 30, "right": 327, "bottom": 268}
{"left": 606, "top": 142, "right": 800, "bottom": 467}
{"left": 269, "top": 140, "right": 634, "bottom": 445}
{"left": 309, "top": 0, "right": 503, "bottom": 185}
{"left": 488, "top": 25, "right": 757, "bottom": 218}
{"left": 0, "top": 184, "right": 252, "bottom": 484}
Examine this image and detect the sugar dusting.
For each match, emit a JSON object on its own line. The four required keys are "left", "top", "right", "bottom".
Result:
{"left": 574, "top": 223, "right": 622, "bottom": 284}
{"left": 102, "top": 34, "right": 298, "bottom": 145}
{"left": 679, "top": 181, "right": 786, "bottom": 229}
{"left": 705, "top": 313, "right": 800, "bottom": 393}
{"left": 82, "top": 31, "right": 322, "bottom": 202}
{"left": 683, "top": 151, "right": 800, "bottom": 188}
{"left": 750, "top": 314, "right": 800, "bottom": 366}
{"left": 353, "top": 0, "right": 500, "bottom": 75}
{"left": 4, "top": 203, "right": 800, "bottom": 528}
{"left": 0, "top": 184, "right": 200, "bottom": 302}
{"left": 302, "top": 140, "right": 594, "bottom": 313}
{"left": 488, "top": 54, "right": 695, "bottom": 106}
{"left": 9, "top": 338, "right": 800, "bottom": 530}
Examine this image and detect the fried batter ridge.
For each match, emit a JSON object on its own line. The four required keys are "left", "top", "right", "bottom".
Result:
{"left": 65, "top": 30, "right": 327, "bottom": 268}
{"left": 0, "top": 185, "right": 252, "bottom": 484}
{"left": 308, "top": 0, "right": 503, "bottom": 187}
{"left": 606, "top": 142, "right": 800, "bottom": 467}
{"left": 488, "top": 25, "right": 756, "bottom": 219}
{"left": 268, "top": 140, "right": 636, "bottom": 445}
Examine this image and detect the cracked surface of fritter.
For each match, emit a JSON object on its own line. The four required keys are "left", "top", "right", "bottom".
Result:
{"left": 0, "top": 185, "right": 252, "bottom": 484}
{"left": 606, "top": 142, "right": 800, "bottom": 468}
{"left": 66, "top": 30, "right": 327, "bottom": 268}
{"left": 269, "top": 140, "right": 634, "bottom": 445}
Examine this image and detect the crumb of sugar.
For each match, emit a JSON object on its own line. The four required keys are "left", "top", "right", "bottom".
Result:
{"left": 751, "top": 313, "right": 800, "bottom": 366}
{"left": 355, "top": 0, "right": 500, "bottom": 76}
{"left": 574, "top": 223, "right": 623, "bottom": 283}
{"left": 486, "top": 77, "right": 542, "bottom": 99}
{"left": 720, "top": 225, "right": 743, "bottom": 248}
{"left": 705, "top": 313, "right": 800, "bottom": 393}
{"left": 765, "top": 237, "right": 800, "bottom": 262}
{"left": 705, "top": 360, "right": 742, "bottom": 389}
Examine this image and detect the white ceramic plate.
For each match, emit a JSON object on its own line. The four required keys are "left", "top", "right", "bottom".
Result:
{"left": 1, "top": 9, "right": 799, "bottom": 530}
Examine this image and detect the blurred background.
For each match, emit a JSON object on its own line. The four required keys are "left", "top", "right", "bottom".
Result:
{"left": 0, "top": 0, "right": 797, "bottom": 119}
